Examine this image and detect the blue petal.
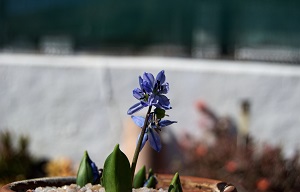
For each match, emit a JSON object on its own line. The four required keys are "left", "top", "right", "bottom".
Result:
{"left": 156, "top": 70, "right": 166, "bottom": 84}
{"left": 127, "top": 102, "right": 144, "bottom": 115}
{"left": 154, "top": 95, "right": 171, "bottom": 110}
{"left": 137, "top": 132, "right": 148, "bottom": 151}
{"left": 131, "top": 116, "right": 145, "bottom": 128}
{"left": 148, "top": 129, "right": 161, "bottom": 152}
{"left": 148, "top": 94, "right": 159, "bottom": 106}
{"left": 88, "top": 159, "right": 100, "bottom": 183}
{"left": 159, "top": 120, "right": 177, "bottom": 127}
{"left": 159, "top": 95, "right": 171, "bottom": 109}
{"left": 133, "top": 88, "right": 144, "bottom": 100}
{"left": 139, "top": 76, "right": 143, "bottom": 90}
{"left": 159, "top": 83, "right": 169, "bottom": 94}
{"left": 142, "top": 81, "right": 153, "bottom": 94}
{"left": 91, "top": 162, "right": 100, "bottom": 183}
{"left": 143, "top": 72, "right": 155, "bottom": 89}
{"left": 141, "top": 100, "right": 150, "bottom": 107}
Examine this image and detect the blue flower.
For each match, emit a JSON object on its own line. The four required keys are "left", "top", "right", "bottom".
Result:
{"left": 127, "top": 70, "right": 171, "bottom": 115}
{"left": 131, "top": 115, "right": 177, "bottom": 152}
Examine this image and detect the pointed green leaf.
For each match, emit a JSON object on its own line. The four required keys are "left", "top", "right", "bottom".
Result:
{"left": 168, "top": 172, "right": 183, "bottom": 192}
{"left": 76, "top": 151, "right": 94, "bottom": 187}
{"left": 102, "top": 144, "right": 131, "bottom": 192}
{"left": 133, "top": 166, "right": 146, "bottom": 188}
{"left": 145, "top": 175, "right": 157, "bottom": 188}
{"left": 148, "top": 168, "right": 154, "bottom": 179}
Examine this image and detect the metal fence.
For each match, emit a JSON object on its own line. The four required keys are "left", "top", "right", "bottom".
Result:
{"left": 1, "top": 0, "right": 300, "bottom": 61}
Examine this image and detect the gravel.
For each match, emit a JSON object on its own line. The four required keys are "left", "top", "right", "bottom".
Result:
{"left": 26, "top": 183, "right": 167, "bottom": 192}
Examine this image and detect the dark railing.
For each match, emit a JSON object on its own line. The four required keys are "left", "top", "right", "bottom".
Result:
{"left": 1, "top": 0, "right": 300, "bottom": 61}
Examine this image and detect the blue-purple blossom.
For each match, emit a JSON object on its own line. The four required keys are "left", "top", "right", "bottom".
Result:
{"left": 131, "top": 115, "right": 177, "bottom": 152}
{"left": 128, "top": 70, "right": 171, "bottom": 115}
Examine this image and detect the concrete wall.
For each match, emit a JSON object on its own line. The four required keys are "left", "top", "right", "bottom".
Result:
{"left": 0, "top": 53, "right": 300, "bottom": 167}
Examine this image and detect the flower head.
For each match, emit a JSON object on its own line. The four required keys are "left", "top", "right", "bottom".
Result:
{"left": 131, "top": 115, "right": 177, "bottom": 152}
{"left": 128, "top": 70, "right": 171, "bottom": 115}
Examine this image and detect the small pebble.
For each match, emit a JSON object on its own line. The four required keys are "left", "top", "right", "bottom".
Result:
{"left": 27, "top": 184, "right": 167, "bottom": 192}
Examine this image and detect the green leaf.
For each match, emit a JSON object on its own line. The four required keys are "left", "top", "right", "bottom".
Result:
{"left": 168, "top": 172, "right": 183, "bottom": 192}
{"left": 102, "top": 144, "right": 132, "bottom": 192}
{"left": 76, "top": 151, "right": 94, "bottom": 187}
{"left": 148, "top": 168, "right": 154, "bottom": 179}
{"left": 133, "top": 166, "right": 146, "bottom": 188}
{"left": 145, "top": 175, "right": 157, "bottom": 188}
{"left": 154, "top": 108, "right": 166, "bottom": 119}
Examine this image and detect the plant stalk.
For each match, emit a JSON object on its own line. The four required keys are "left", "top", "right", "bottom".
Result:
{"left": 130, "top": 106, "right": 152, "bottom": 184}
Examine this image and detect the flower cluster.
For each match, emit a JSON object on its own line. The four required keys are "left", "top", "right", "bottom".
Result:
{"left": 127, "top": 70, "right": 171, "bottom": 115}
{"left": 128, "top": 70, "right": 176, "bottom": 152}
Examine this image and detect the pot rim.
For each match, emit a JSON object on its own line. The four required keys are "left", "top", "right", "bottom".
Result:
{"left": 1, "top": 175, "right": 236, "bottom": 192}
{"left": 2, "top": 177, "right": 76, "bottom": 192}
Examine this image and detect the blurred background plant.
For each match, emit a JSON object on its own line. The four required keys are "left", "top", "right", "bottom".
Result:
{"left": 0, "top": 131, "right": 45, "bottom": 185}
{"left": 45, "top": 157, "right": 75, "bottom": 177}
{"left": 154, "top": 100, "right": 300, "bottom": 192}
{"left": 0, "top": 131, "right": 75, "bottom": 187}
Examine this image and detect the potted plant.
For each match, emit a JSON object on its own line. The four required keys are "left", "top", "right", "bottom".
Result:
{"left": 1, "top": 70, "right": 237, "bottom": 192}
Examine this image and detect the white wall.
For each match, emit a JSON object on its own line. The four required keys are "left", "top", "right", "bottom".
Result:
{"left": 0, "top": 53, "right": 300, "bottom": 167}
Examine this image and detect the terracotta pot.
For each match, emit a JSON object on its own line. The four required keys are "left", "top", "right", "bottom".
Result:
{"left": 156, "top": 174, "right": 237, "bottom": 192}
{"left": 1, "top": 175, "right": 237, "bottom": 192}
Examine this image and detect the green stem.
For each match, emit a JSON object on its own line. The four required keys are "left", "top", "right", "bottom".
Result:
{"left": 131, "top": 106, "right": 152, "bottom": 184}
